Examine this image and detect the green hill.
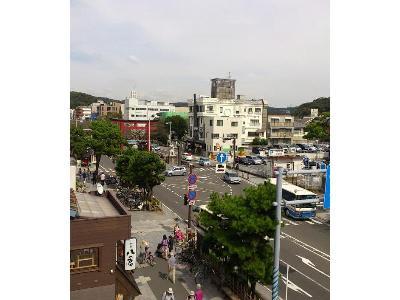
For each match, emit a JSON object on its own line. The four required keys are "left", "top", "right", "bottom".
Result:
{"left": 270, "top": 97, "right": 330, "bottom": 118}
{"left": 70, "top": 91, "right": 122, "bottom": 109}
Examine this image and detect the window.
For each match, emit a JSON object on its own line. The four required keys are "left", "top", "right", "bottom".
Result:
{"left": 160, "top": 109, "right": 169, "bottom": 112}
{"left": 131, "top": 114, "right": 135, "bottom": 117}
{"left": 207, "top": 106, "right": 214, "bottom": 112}
{"left": 136, "top": 107, "right": 146, "bottom": 110}
{"left": 236, "top": 111, "right": 240, "bottom": 114}
{"left": 250, "top": 119, "right": 260, "bottom": 126}
{"left": 148, "top": 108, "right": 159, "bottom": 111}
{"left": 189, "top": 106, "right": 193, "bottom": 113}
{"left": 217, "top": 120, "right": 223, "bottom": 126}
{"left": 230, "top": 133, "right": 238, "bottom": 139}
{"left": 248, "top": 108, "right": 253, "bottom": 114}
{"left": 200, "top": 118, "right": 203, "bottom": 125}
{"left": 248, "top": 131, "right": 259, "bottom": 137}
{"left": 212, "top": 133, "right": 220, "bottom": 139}
{"left": 107, "top": 107, "right": 111, "bottom": 111}
{"left": 231, "top": 121, "right": 238, "bottom": 127}
{"left": 255, "top": 108, "right": 261, "bottom": 113}
{"left": 210, "top": 119, "right": 213, "bottom": 126}
{"left": 220, "top": 107, "right": 223, "bottom": 113}
{"left": 70, "top": 248, "right": 99, "bottom": 273}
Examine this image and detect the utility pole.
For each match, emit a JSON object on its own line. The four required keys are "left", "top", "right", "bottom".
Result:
{"left": 188, "top": 163, "right": 193, "bottom": 228}
{"left": 233, "top": 138, "right": 236, "bottom": 167}
{"left": 272, "top": 167, "right": 283, "bottom": 300}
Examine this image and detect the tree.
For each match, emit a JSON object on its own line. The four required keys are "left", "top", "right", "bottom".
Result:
{"left": 155, "top": 122, "right": 169, "bottom": 145}
{"left": 70, "top": 126, "right": 88, "bottom": 159}
{"left": 251, "top": 137, "right": 268, "bottom": 146}
{"left": 200, "top": 182, "right": 277, "bottom": 293}
{"left": 86, "top": 119, "right": 126, "bottom": 173}
{"left": 304, "top": 112, "right": 330, "bottom": 142}
{"left": 165, "top": 115, "right": 188, "bottom": 140}
{"left": 115, "top": 148, "right": 166, "bottom": 201}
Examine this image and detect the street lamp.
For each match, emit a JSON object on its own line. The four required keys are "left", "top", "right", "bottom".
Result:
{"left": 166, "top": 122, "right": 172, "bottom": 145}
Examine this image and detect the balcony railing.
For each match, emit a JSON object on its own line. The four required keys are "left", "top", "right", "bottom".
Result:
{"left": 269, "top": 122, "right": 294, "bottom": 127}
{"left": 269, "top": 132, "right": 293, "bottom": 138}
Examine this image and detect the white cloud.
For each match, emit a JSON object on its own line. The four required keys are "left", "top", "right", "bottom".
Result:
{"left": 128, "top": 55, "right": 140, "bottom": 64}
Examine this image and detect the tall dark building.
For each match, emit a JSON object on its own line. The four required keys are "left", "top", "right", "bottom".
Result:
{"left": 211, "top": 78, "right": 236, "bottom": 99}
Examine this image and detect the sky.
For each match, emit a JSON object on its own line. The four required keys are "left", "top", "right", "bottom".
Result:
{"left": 71, "top": 0, "right": 329, "bottom": 107}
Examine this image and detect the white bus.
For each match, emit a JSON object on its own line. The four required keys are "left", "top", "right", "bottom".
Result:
{"left": 268, "top": 178, "right": 318, "bottom": 219}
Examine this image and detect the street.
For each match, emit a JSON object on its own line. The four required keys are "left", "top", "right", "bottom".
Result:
{"left": 99, "top": 154, "right": 330, "bottom": 300}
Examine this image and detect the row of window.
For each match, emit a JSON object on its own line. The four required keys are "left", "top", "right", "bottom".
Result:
{"left": 189, "top": 106, "right": 262, "bottom": 114}
{"left": 130, "top": 107, "right": 170, "bottom": 112}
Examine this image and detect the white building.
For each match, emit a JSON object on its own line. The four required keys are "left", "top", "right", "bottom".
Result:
{"left": 188, "top": 96, "right": 267, "bottom": 155}
{"left": 123, "top": 90, "right": 175, "bottom": 121}
{"left": 90, "top": 100, "right": 105, "bottom": 114}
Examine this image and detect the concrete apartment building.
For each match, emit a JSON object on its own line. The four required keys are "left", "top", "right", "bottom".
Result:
{"left": 188, "top": 78, "right": 267, "bottom": 155}
{"left": 124, "top": 90, "right": 175, "bottom": 121}
{"left": 75, "top": 106, "right": 92, "bottom": 120}
{"left": 267, "top": 108, "right": 294, "bottom": 145}
{"left": 90, "top": 100, "right": 123, "bottom": 119}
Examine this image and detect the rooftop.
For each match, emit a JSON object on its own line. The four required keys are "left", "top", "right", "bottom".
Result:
{"left": 75, "top": 192, "right": 120, "bottom": 218}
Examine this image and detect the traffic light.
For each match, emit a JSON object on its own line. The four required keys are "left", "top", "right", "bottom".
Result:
{"left": 183, "top": 194, "right": 188, "bottom": 205}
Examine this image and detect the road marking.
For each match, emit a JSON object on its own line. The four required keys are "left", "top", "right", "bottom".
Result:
{"left": 281, "top": 275, "right": 313, "bottom": 297}
{"left": 281, "top": 232, "right": 330, "bottom": 261}
{"left": 280, "top": 259, "right": 330, "bottom": 292}
{"left": 310, "top": 218, "right": 323, "bottom": 225}
{"left": 282, "top": 218, "right": 299, "bottom": 226}
{"left": 305, "top": 220, "right": 314, "bottom": 225}
{"left": 296, "top": 255, "right": 330, "bottom": 278}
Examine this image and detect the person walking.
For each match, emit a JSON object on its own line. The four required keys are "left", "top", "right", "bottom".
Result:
{"left": 168, "top": 235, "right": 174, "bottom": 253}
{"left": 161, "top": 288, "right": 175, "bottom": 300}
{"left": 168, "top": 253, "right": 176, "bottom": 284}
{"left": 195, "top": 284, "right": 203, "bottom": 300}
{"left": 161, "top": 235, "right": 169, "bottom": 259}
{"left": 91, "top": 171, "right": 97, "bottom": 185}
{"left": 78, "top": 168, "right": 82, "bottom": 181}
{"left": 187, "top": 291, "right": 196, "bottom": 300}
{"left": 100, "top": 172, "right": 106, "bottom": 186}
{"left": 82, "top": 170, "right": 87, "bottom": 184}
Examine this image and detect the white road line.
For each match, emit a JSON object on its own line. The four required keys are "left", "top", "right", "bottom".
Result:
{"left": 282, "top": 217, "right": 299, "bottom": 226}
{"left": 281, "top": 275, "right": 313, "bottom": 298}
{"left": 280, "top": 259, "right": 330, "bottom": 292}
{"left": 310, "top": 218, "right": 323, "bottom": 225}
{"left": 296, "top": 255, "right": 330, "bottom": 278}
{"left": 305, "top": 220, "right": 314, "bottom": 225}
{"left": 281, "top": 232, "right": 330, "bottom": 261}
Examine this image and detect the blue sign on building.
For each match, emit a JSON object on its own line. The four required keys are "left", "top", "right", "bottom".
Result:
{"left": 323, "top": 165, "right": 330, "bottom": 209}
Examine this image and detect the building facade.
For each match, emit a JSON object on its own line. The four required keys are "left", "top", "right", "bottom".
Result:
{"left": 75, "top": 106, "right": 92, "bottom": 120}
{"left": 267, "top": 113, "right": 294, "bottom": 145}
{"left": 211, "top": 78, "right": 236, "bottom": 99}
{"left": 188, "top": 96, "right": 267, "bottom": 155}
{"left": 124, "top": 91, "right": 175, "bottom": 121}
{"left": 98, "top": 101, "right": 123, "bottom": 118}
{"left": 70, "top": 190, "right": 140, "bottom": 300}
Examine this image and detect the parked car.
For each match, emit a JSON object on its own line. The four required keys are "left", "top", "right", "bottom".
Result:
{"left": 223, "top": 171, "right": 241, "bottom": 184}
{"left": 151, "top": 144, "right": 161, "bottom": 151}
{"left": 182, "top": 152, "right": 193, "bottom": 161}
{"left": 198, "top": 157, "right": 211, "bottom": 166}
{"left": 296, "top": 144, "right": 307, "bottom": 152}
{"left": 257, "top": 155, "right": 268, "bottom": 164}
{"left": 246, "top": 155, "right": 262, "bottom": 165}
{"left": 238, "top": 157, "right": 252, "bottom": 165}
{"left": 306, "top": 145, "right": 317, "bottom": 153}
{"left": 165, "top": 166, "right": 187, "bottom": 176}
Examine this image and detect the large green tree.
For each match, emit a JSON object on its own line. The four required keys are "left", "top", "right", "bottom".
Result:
{"left": 200, "top": 182, "right": 277, "bottom": 293}
{"left": 115, "top": 148, "right": 166, "bottom": 201}
{"left": 165, "top": 115, "right": 188, "bottom": 141}
{"left": 70, "top": 126, "right": 88, "bottom": 159}
{"left": 251, "top": 137, "right": 268, "bottom": 146}
{"left": 304, "top": 112, "right": 330, "bottom": 142}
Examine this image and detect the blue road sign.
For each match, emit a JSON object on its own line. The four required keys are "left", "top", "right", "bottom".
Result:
{"left": 323, "top": 165, "right": 330, "bottom": 209}
{"left": 188, "top": 190, "right": 197, "bottom": 201}
{"left": 217, "top": 152, "right": 227, "bottom": 164}
{"left": 188, "top": 174, "right": 197, "bottom": 185}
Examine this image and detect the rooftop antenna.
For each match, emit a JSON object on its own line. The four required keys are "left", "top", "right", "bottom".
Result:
{"left": 228, "top": 72, "right": 231, "bottom": 79}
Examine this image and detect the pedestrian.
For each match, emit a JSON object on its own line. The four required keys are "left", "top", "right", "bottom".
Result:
{"left": 168, "top": 235, "right": 174, "bottom": 253}
{"left": 78, "top": 168, "right": 82, "bottom": 180}
{"left": 168, "top": 253, "right": 176, "bottom": 284}
{"left": 82, "top": 170, "right": 87, "bottom": 183}
{"left": 161, "top": 288, "right": 175, "bottom": 300}
{"left": 100, "top": 172, "right": 106, "bottom": 186}
{"left": 91, "top": 171, "right": 97, "bottom": 185}
{"left": 195, "top": 284, "right": 203, "bottom": 300}
{"left": 187, "top": 291, "right": 196, "bottom": 300}
{"left": 161, "top": 234, "right": 169, "bottom": 259}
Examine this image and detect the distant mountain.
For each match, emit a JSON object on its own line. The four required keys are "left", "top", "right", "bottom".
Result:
{"left": 70, "top": 91, "right": 122, "bottom": 109}
{"left": 269, "top": 97, "right": 330, "bottom": 118}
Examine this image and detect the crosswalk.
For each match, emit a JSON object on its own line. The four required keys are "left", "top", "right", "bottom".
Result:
{"left": 282, "top": 217, "right": 323, "bottom": 226}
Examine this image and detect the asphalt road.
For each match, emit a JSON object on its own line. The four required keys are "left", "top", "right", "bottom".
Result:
{"left": 99, "top": 154, "right": 330, "bottom": 300}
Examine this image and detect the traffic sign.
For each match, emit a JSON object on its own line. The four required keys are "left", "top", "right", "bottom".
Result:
{"left": 215, "top": 163, "right": 226, "bottom": 174}
{"left": 188, "top": 174, "right": 197, "bottom": 185}
{"left": 188, "top": 190, "right": 196, "bottom": 201}
{"left": 217, "top": 152, "right": 227, "bottom": 164}
{"left": 188, "top": 184, "right": 197, "bottom": 191}
{"left": 323, "top": 165, "right": 330, "bottom": 209}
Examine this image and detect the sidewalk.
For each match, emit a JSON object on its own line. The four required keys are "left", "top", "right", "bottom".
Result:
{"left": 129, "top": 208, "right": 225, "bottom": 300}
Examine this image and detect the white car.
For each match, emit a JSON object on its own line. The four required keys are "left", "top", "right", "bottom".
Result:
{"left": 165, "top": 166, "right": 187, "bottom": 176}
{"left": 182, "top": 152, "right": 193, "bottom": 161}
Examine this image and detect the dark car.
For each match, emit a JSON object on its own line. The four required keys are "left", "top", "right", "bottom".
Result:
{"left": 238, "top": 157, "right": 252, "bottom": 165}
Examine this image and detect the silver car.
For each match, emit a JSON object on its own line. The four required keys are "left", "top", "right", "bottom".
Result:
{"left": 246, "top": 155, "right": 262, "bottom": 165}
{"left": 223, "top": 171, "right": 241, "bottom": 184}
{"left": 165, "top": 166, "right": 187, "bottom": 176}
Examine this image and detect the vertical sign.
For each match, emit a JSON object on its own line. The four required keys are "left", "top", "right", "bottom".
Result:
{"left": 125, "top": 238, "right": 137, "bottom": 270}
{"left": 323, "top": 165, "right": 330, "bottom": 209}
